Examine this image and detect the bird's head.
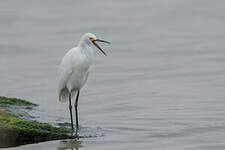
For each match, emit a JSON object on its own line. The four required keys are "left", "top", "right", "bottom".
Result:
{"left": 79, "top": 33, "right": 110, "bottom": 56}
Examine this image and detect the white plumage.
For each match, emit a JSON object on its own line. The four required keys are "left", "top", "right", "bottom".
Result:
{"left": 57, "top": 32, "right": 110, "bottom": 131}
{"left": 58, "top": 43, "right": 92, "bottom": 102}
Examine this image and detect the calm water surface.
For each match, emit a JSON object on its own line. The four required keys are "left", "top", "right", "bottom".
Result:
{"left": 1, "top": 0, "right": 225, "bottom": 149}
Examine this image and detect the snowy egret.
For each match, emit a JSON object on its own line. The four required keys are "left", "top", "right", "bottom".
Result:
{"left": 58, "top": 33, "right": 110, "bottom": 132}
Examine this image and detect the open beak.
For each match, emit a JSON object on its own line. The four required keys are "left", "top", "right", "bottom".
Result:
{"left": 92, "top": 39, "right": 111, "bottom": 56}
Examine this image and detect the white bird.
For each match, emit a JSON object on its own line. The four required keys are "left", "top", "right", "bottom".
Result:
{"left": 58, "top": 33, "right": 110, "bottom": 132}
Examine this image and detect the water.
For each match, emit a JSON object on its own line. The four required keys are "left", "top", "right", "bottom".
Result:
{"left": 1, "top": 0, "right": 225, "bottom": 149}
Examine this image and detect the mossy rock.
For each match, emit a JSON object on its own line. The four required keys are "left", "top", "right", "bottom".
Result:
{"left": 0, "top": 96, "right": 38, "bottom": 121}
{"left": 0, "top": 96, "right": 37, "bottom": 106}
{"left": 0, "top": 96, "right": 78, "bottom": 148}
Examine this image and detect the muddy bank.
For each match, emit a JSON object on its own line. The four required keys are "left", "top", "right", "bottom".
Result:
{"left": 0, "top": 96, "right": 78, "bottom": 148}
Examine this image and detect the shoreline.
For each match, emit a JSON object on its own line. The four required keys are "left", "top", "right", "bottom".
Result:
{"left": 0, "top": 96, "right": 78, "bottom": 148}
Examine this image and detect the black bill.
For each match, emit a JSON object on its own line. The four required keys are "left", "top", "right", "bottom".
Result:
{"left": 92, "top": 39, "right": 111, "bottom": 56}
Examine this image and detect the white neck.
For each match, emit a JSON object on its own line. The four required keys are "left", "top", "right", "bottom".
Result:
{"left": 79, "top": 42, "right": 94, "bottom": 61}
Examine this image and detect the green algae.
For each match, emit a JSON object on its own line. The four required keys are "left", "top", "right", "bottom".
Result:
{"left": 0, "top": 96, "right": 38, "bottom": 106}
{"left": 0, "top": 96, "right": 78, "bottom": 148}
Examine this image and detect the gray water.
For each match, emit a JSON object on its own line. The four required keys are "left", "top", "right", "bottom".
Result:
{"left": 1, "top": 0, "right": 225, "bottom": 149}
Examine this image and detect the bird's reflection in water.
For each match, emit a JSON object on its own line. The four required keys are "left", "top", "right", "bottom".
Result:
{"left": 58, "top": 139, "right": 82, "bottom": 150}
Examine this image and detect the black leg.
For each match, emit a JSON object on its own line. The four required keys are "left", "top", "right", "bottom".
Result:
{"left": 75, "top": 90, "right": 80, "bottom": 130}
{"left": 69, "top": 93, "right": 74, "bottom": 132}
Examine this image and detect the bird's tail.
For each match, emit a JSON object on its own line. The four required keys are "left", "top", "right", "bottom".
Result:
{"left": 59, "top": 88, "right": 69, "bottom": 102}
